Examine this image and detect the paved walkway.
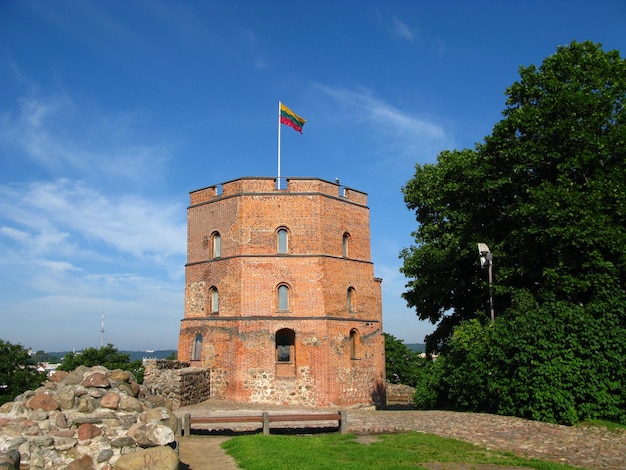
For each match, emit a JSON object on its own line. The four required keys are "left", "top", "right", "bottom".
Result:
{"left": 176, "top": 400, "right": 626, "bottom": 469}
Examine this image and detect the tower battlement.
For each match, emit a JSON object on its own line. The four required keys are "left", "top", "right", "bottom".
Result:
{"left": 189, "top": 177, "right": 368, "bottom": 206}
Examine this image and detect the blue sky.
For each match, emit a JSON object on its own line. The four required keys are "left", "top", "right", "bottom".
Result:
{"left": 1, "top": 1, "right": 625, "bottom": 352}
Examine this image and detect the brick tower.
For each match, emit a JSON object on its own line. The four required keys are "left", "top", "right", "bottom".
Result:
{"left": 178, "top": 177, "right": 385, "bottom": 407}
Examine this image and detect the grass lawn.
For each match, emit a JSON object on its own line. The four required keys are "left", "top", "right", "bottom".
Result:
{"left": 222, "top": 431, "right": 580, "bottom": 469}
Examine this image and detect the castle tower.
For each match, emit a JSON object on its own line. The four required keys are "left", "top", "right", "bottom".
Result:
{"left": 178, "top": 177, "right": 385, "bottom": 407}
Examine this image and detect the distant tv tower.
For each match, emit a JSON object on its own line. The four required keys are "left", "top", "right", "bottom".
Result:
{"left": 100, "top": 314, "right": 105, "bottom": 348}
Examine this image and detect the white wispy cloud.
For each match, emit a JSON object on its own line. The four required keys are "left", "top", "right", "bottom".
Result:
{"left": 0, "top": 179, "right": 186, "bottom": 263}
{"left": 314, "top": 83, "right": 451, "bottom": 162}
{"left": 392, "top": 18, "right": 416, "bottom": 42}
{"left": 0, "top": 178, "right": 186, "bottom": 350}
{"left": 0, "top": 81, "right": 186, "bottom": 349}
{"left": 1, "top": 92, "right": 171, "bottom": 186}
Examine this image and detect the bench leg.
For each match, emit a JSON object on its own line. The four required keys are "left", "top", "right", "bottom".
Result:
{"left": 183, "top": 413, "right": 190, "bottom": 437}
{"left": 262, "top": 412, "right": 270, "bottom": 435}
{"left": 339, "top": 410, "right": 347, "bottom": 434}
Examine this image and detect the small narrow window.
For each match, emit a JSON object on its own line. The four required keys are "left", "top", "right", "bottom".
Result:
{"left": 347, "top": 287, "right": 356, "bottom": 312}
{"left": 192, "top": 334, "right": 203, "bottom": 361}
{"left": 349, "top": 329, "right": 359, "bottom": 360}
{"left": 342, "top": 232, "right": 350, "bottom": 257}
{"left": 277, "top": 228, "right": 288, "bottom": 254}
{"left": 278, "top": 284, "right": 289, "bottom": 311}
{"left": 211, "top": 232, "right": 221, "bottom": 258}
{"left": 209, "top": 287, "right": 219, "bottom": 314}
{"left": 276, "top": 328, "right": 295, "bottom": 363}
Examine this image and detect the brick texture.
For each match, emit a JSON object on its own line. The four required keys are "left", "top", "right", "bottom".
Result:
{"left": 178, "top": 177, "right": 386, "bottom": 407}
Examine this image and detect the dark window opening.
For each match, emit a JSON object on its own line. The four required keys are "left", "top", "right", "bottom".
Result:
{"left": 350, "top": 329, "right": 359, "bottom": 360}
{"left": 276, "top": 328, "right": 295, "bottom": 363}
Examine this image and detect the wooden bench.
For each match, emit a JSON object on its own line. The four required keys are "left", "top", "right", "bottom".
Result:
{"left": 180, "top": 411, "right": 347, "bottom": 436}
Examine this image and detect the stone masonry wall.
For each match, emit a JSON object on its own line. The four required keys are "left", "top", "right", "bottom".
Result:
{"left": 243, "top": 366, "right": 316, "bottom": 407}
{"left": 209, "top": 368, "right": 228, "bottom": 400}
{"left": 142, "top": 360, "right": 209, "bottom": 409}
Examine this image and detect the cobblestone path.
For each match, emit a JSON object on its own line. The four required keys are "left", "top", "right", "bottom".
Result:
{"left": 347, "top": 409, "right": 626, "bottom": 469}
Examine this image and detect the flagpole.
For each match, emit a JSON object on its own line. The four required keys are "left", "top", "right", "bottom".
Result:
{"left": 277, "top": 101, "right": 281, "bottom": 190}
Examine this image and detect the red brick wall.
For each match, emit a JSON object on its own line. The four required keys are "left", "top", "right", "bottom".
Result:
{"left": 178, "top": 177, "right": 385, "bottom": 407}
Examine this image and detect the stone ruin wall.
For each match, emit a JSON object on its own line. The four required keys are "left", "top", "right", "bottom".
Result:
{"left": 142, "top": 360, "right": 210, "bottom": 409}
{"left": 385, "top": 383, "right": 415, "bottom": 406}
{"left": 0, "top": 366, "right": 180, "bottom": 470}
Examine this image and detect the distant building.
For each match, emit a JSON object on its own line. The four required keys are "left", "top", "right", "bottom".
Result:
{"left": 178, "top": 177, "right": 386, "bottom": 407}
{"left": 38, "top": 362, "right": 60, "bottom": 377}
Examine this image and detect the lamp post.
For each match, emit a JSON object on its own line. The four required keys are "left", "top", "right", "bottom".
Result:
{"left": 477, "top": 243, "right": 495, "bottom": 322}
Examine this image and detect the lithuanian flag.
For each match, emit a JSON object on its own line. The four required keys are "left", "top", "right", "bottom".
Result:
{"left": 280, "top": 103, "right": 306, "bottom": 133}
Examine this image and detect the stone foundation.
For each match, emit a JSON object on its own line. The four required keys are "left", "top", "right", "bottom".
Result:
{"left": 244, "top": 367, "right": 316, "bottom": 406}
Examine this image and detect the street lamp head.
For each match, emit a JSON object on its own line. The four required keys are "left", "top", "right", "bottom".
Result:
{"left": 477, "top": 243, "right": 492, "bottom": 268}
{"left": 477, "top": 242, "right": 495, "bottom": 321}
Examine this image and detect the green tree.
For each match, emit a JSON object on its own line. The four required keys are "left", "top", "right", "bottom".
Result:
{"left": 489, "top": 291, "right": 626, "bottom": 425}
{"left": 58, "top": 344, "right": 144, "bottom": 382}
{"left": 401, "top": 41, "right": 626, "bottom": 353}
{"left": 0, "top": 339, "right": 46, "bottom": 405}
{"left": 384, "top": 333, "right": 427, "bottom": 387}
{"left": 418, "top": 292, "right": 626, "bottom": 425}
{"left": 402, "top": 41, "right": 626, "bottom": 424}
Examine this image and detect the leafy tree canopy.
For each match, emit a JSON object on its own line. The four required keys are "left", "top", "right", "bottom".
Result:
{"left": 401, "top": 41, "right": 626, "bottom": 353}
{"left": 0, "top": 339, "right": 46, "bottom": 405}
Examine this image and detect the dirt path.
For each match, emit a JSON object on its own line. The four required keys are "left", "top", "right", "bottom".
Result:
{"left": 178, "top": 436, "right": 238, "bottom": 470}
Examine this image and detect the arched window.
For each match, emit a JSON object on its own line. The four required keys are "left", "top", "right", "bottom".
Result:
{"left": 347, "top": 287, "right": 356, "bottom": 312}
{"left": 342, "top": 232, "right": 350, "bottom": 257}
{"left": 277, "top": 284, "right": 289, "bottom": 311}
{"left": 276, "top": 328, "right": 295, "bottom": 363}
{"left": 209, "top": 287, "right": 219, "bottom": 314}
{"left": 211, "top": 232, "right": 221, "bottom": 258}
{"left": 192, "top": 334, "right": 202, "bottom": 361}
{"left": 349, "top": 329, "right": 359, "bottom": 360}
{"left": 277, "top": 227, "right": 289, "bottom": 254}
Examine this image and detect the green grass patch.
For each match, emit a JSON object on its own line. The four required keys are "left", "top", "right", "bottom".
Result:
{"left": 577, "top": 419, "right": 626, "bottom": 432}
{"left": 221, "top": 431, "right": 580, "bottom": 469}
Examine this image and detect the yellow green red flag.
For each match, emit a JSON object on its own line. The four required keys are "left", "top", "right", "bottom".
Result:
{"left": 280, "top": 103, "right": 306, "bottom": 133}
